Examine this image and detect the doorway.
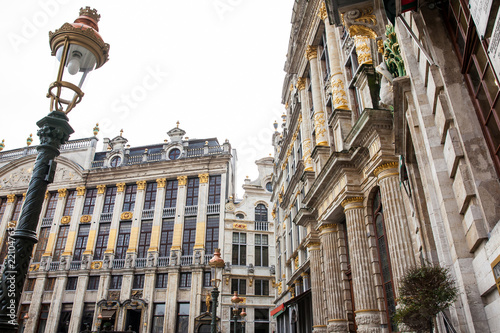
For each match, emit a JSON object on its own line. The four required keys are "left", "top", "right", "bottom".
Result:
{"left": 125, "top": 309, "right": 142, "bottom": 333}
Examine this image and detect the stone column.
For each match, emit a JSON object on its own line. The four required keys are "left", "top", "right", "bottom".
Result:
{"left": 375, "top": 162, "right": 416, "bottom": 293}
{"left": 83, "top": 185, "right": 107, "bottom": 258}
{"left": 297, "top": 77, "right": 314, "bottom": 172}
{"left": 341, "top": 197, "right": 380, "bottom": 332}
{"left": 318, "top": 224, "right": 347, "bottom": 331}
{"left": 148, "top": 178, "right": 167, "bottom": 257}
{"left": 68, "top": 272, "right": 89, "bottom": 333}
{"left": 193, "top": 173, "right": 209, "bottom": 260}
{"left": 318, "top": 3, "right": 349, "bottom": 111}
{"left": 305, "top": 45, "right": 329, "bottom": 147}
{"left": 45, "top": 273, "right": 67, "bottom": 332}
{"left": 307, "top": 242, "right": 327, "bottom": 332}
{"left": 126, "top": 181, "right": 147, "bottom": 254}
{"left": 24, "top": 273, "right": 46, "bottom": 333}
{"left": 42, "top": 188, "right": 68, "bottom": 258}
{"left": 164, "top": 269, "right": 180, "bottom": 332}
{"left": 62, "top": 187, "right": 86, "bottom": 259}
{"left": 171, "top": 176, "right": 187, "bottom": 259}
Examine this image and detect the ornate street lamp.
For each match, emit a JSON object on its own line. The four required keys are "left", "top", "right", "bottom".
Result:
{"left": 231, "top": 291, "right": 243, "bottom": 333}
{"left": 0, "top": 7, "right": 109, "bottom": 332}
{"left": 209, "top": 248, "right": 224, "bottom": 333}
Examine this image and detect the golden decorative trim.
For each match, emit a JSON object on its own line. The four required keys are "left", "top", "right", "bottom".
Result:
{"left": 233, "top": 223, "right": 247, "bottom": 230}
{"left": 319, "top": 223, "right": 338, "bottom": 232}
{"left": 341, "top": 197, "right": 364, "bottom": 207}
{"left": 76, "top": 186, "right": 86, "bottom": 196}
{"left": 289, "top": 83, "right": 294, "bottom": 92}
{"left": 373, "top": 162, "right": 399, "bottom": 176}
{"left": 318, "top": 2, "right": 327, "bottom": 20}
{"left": 116, "top": 182, "right": 126, "bottom": 192}
{"left": 58, "top": 188, "right": 67, "bottom": 198}
{"left": 296, "top": 77, "right": 306, "bottom": 90}
{"left": 104, "top": 249, "right": 114, "bottom": 254}
{"left": 306, "top": 242, "right": 321, "bottom": 249}
{"left": 354, "top": 309, "right": 379, "bottom": 314}
{"left": 121, "top": 212, "right": 133, "bottom": 220}
{"left": 45, "top": 191, "right": 49, "bottom": 199}
{"left": 23, "top": 193, "right": 26, "bottom": 198}
{"left": 198, "top": 173, "right": 209, "bottom": 183}
{"left": 313, "top": 325, "right": 327, "bottom": 328}
{"left": 80, "top": 215, "right": 92, "bottom": 223}
{"left": 177, "top": 176, "right": 188, "bottom": 186}
{"left": 328, "top": 319, "right": 348, "bottom": 322}
{"left": 294, "top": 256, "right": 299, "bottom": 269}
{"left": 97, "top": 184, "right": 106, "bottom": 194}
{"left": 170, "top": 246, "right": 181, "bottom": 251}
{"left": 90, "top": 261, "right": 103, "bottom": 270}
{"left": 300, "top": 272, "right": 310, "bottom": 277}
{"left": 305, "top": 45, "right": 318, "bottom": 60}
{"left": 156, "top": 178, "right": 166, "bottom": 188}
{"left": 7, "top": 194, "right": 16, "bottom": 203}
{"left": 136, "top": 180, "right": 146, "bottom": 190}
{"left": 61, "top": 216, "right": 71, "bottom": 224}
{"left": 378, "top": 172, "right": 400, "bottom": 182}
{"left": 29, "top": 264, "right": 40, "bottom": 272}
{"left": 349, "top": 25, "right": 377, "bottom": 39}
{"left": 9, "top": 221, "right": 17, "bottom": 227}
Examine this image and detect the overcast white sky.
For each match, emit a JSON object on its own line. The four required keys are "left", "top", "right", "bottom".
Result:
{"left": 0, "top": 1, "right": 293, "bottom": 197}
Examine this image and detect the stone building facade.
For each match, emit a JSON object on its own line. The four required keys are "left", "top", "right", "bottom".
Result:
{"left": 0, "top": 124, "right": 276, "bottom": 333}
{"left": 272, "top": 0, "right": 500, "bottom": 332}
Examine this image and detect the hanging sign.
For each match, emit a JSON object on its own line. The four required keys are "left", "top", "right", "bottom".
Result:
{"left": 488, "top": 8, "right": 500, "bottom": 79}
{"left": 470, "top": 0, "right": 494, "bottom": 39}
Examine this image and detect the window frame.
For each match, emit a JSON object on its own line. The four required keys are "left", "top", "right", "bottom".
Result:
{"left": 232, "top": 232, "right": 247, "bottom": 266}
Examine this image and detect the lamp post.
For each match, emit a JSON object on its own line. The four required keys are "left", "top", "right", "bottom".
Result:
{"left": 0, "top": 7, "right": 109, "bottom": 332}
{"left": 231, "top": 291, "right": 244, "bottom": 333}
{"left": 209, "top": 248, "right": 224, "bottom": 333}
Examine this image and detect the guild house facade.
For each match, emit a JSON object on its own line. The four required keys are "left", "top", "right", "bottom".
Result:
{"left": 271, "top": 0, "right": 500, "bottom": 332}
{"left": 0, "top": 124, "right": 275, "bottom": 333}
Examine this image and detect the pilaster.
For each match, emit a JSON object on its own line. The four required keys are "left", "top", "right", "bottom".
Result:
{"left": 307, "top": 242, "right": 327, "bottom": 332}
{"left": 193, "top": 174, "right": 209, "bottom": 255}
{"left": 171, "top": 176, "right": 187, "bottom": 253}
{"left": 24, "top": 275, "right": 47, "bottom": 333}
{"left": 105, "top": 185, "right": 125, "bottom": 253}
{"left": 42, "top": 189, "right": 68, "bottom": 257}
{"left": 84, "top": 186, "right": 106, "bottom": 256}
{"left": 164, "top": 269, "right": 180, "bottom": 332}
{"left": 148, "top": 178, "right": 167, "bottom": 254}
{"left": 62, "top": 188, "right": 86, "bottom": 257}
{"left": 126, "top": 181, "right": 147, "bottom": 253}
{"left": 297, "top": 77, "right": 315, "bottom": 172}
{"left": 45, "top": 274, "right": 68, "bottom": 332}
{"left": 68, "top": 273, "right": 89, "bottom": 333}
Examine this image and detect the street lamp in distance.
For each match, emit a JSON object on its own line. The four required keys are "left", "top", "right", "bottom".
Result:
{"left": 209, "top": 248, "right": 225, "bottom": 333}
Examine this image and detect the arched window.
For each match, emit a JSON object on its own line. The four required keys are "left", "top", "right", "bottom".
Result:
{"left": 372, "top": 188, "right": 397, "bottom": 332}
{"left": 255, "top": 204, "right": 267, "bottom": 222}
{"left": 110, "top": 156, "right": 121, "bottom": 167}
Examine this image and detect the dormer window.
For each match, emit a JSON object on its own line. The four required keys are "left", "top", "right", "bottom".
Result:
{"left": 169, "top": 148, "right": 181, "bottom": 160}
{"left": 110, "top": 156, "right": 122, "bottom": 167}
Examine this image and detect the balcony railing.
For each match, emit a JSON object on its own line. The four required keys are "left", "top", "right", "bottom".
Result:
{"left": 127, "top": 155, "right": 142, "bottom": 165}
{"left": 91, "top": 160, "right": 104, "bottom": 168}
{"left": 204, "top": 255, "right": 212, "bottom": 265}
{"left": 142, "top": 209, "right": 154, "bottom": 220}
{"left": 207, "top": 204, "right": 220, "bottom": 214}
{"left": 180, "top": 255, "right": 193, "bottom": 266}
{"left": 185, "top": 206, "right": 197, "bottom": 216}
{"left": 49, "top": 261, "right": 60, "bottom": 271}
{"left": 158, "top": 256, "right": 170, "bottom": 267}
{"left": 113, "top": 259, "right": 125, "bottom": 269}
{"left": 255, "top": 221, "right": 269, "bottom": 231}
{"left": 41, "top": 217, "right": 53, "bottom": 227}
{"left": 100, "top": 212, "right": 113, "bottom": 222}
{"left": 147, "top": 153, "right": 162, "bottom": 161}
{"left": 135, "top": 258, "right": 147, "bottom": 268}
{"left": 70, "top": 261, "right": 81, "bottom": 270}
{"left": 163, "top": 207, "right": 175, "bottom": 218}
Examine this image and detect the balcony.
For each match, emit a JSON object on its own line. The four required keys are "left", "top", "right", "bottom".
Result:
{"left": 41, "top": 217, "right": 53, "bottom": 227}
{"left": 163, "top": 207, "right": 176, "bottom": 218}
{"left": 141, "top": 209, "right": 154, "bottom": 220}
{"left": 69, "top": 261, "right": 81, "bottom": 270}
{"left": 100, "top": 212, "right": 113, "bottom": 222}
{"left": 204, "top": 255, "right": 212, "bottom": 265}
{"left": 158, "top": 257, "right": 170, "bottom": 267}
{"left": 180, "top": 255, "right": 193, "bottom": 266}
{"left": 135, "top": 258, "right": 147, "bottom": 268}
{"left": 207, "top": 204, "right": 220, "bottom": 214}
{"left": 255, "top": 221, "right": 269, "bottom": 231}
{"left": 113, "top": 259, "right": 125, "bottom": 269}
{"left": 49, "top": 261, "right": 60, "bottom": 271}
{"left": 185, "top": 206, "right": 197, "bottom": 216}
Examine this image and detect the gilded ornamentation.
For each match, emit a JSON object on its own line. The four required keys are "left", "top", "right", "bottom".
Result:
{"left": 198, "top": 173, "right": 209, "bottom": 183}
{"left": 136, "top": 180, "right": 146, "bottom": 190}
{"left": 271, "top": 208, "right": 276, "bottom": 219}
{"left": 58, "top": 188, "right": 67, "bottom": 198}
{"left": 330, "top": 78, "right": 349, "bottom": 110}
{"left": 314, "top": 111, "right": 328, "bottom": 145}
{"left": 305, "top": 45, "right": 318, "bottom": 60}
{"left": 307, "top": 242, "right": 321, "bottom": 248}
{"left": 156, "top": 178, "right": 166, "bottom": 188}
{"left": 93, "top": 123, "right": 99, "bottom": 136}
{"left": 296, "top": 77, "right": 306, "bottom": 90}
{"left": 278, "top": 193, "right": 283, "bottom": 203}
{"left": 29, "top": 264, "right": 40, "bottom": 272}
{"left": 294, "top": 256, "right": 299, "bottom": 269}
{"left": 121, "top": 212, "right": 133, "bottom": 220}
{"left": 45, "top": 191, "right": 49, "bottom": 199}
{"left": 341, "top": 197, "right": 364, "bottom": 207}
{"left": 116, "top": 182, "right": 126, "bottom": 192}
{"left": 319, "top": 223, "right": 338, "bottom": 232}
{"left": 233, "top": 223, "right": 247, "bottom": 230}
{"left": 377, "top": 39, "right": 384, "bottom": 54}
{"left": 318, "top": 2, "right": 327, "bottom": 20}
{"left": 76, "top": 186, "right": 86, "bottom": 196}
{"left": 61, "top": 216, "right": 71, "bottom": 224}
{"left": 374, "top": 161, "right": 399, "bottom": 176}
{"left": 349, "top": 25, "right": 377, "bottom": 39}
{"left": 97, "top": 184, "right": 106, "bottom": 194}
{"left": 354, "top": 35, "right": 373, "bottom": 65}
{"left": 90, "top": 261, "right": 102, "bottom": 270}
{"left": 347, "top": 7, "right": 377, "bottom": 25}
{"left": 177, "top": 175, "right": 187, "bottom": 186}
{"left": 289, "top": 83, "right": 294, "bottom": 92}
{"left": 80, "top": 215, "right": 92, "bottom": 223}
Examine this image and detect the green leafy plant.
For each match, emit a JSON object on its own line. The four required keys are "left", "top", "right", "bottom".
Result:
{"left": 394, "top": 264, "right": 458, "bottom": 332}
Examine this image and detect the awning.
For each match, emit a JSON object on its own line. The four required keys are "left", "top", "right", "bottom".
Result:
{"left": 271, "top": 304, "right": 285, "bottom": 318}
{"left": 100, "top": 310, "right": 116, "bottom": 320}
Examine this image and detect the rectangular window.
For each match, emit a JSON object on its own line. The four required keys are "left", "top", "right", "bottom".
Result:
{"left": 73, "top": 224, "right": 90, "bottom": 261}
{"left": 45, "top": 277, "right": 56, "bottom": 291}
{"left": 87, "top": 276, "right": 100, "bottom": 290}
{"left": 115, "top": 222, "right": 132, "bottom": 260}
{"left": 33, "top": 227, "right": 50, "bottom": 262}
{"left": 152, "top": 303, "right": 165, "bottom": 333}
{"left": 122, "top": 184, "right": 137, "bottom": 212}
{"left": 159, "top": 218, "right": 174, "bottom": 257}
{"left": 182, "top": 217, "right": 197, "bottom": 255}
{"left": 44, "top": 193, "right": 57, "bottom": 219}
{"left": 179, "top": 272, "right": 192, "bottom": 288}
{"left": 186, "top": 178, "right": 199, "bottom": 206}
{"left": 176, "top": 302, "right": 190, "bottom": 333}
{"left": 255, "top": 279, "right": 269, "bottom": 296}
{"left": 25, "top": 278, "right": 36, "bottom": 292}
{"left": 36, "top": 304, "right": 50, "bottom": 333}
{"left": 102, "top": 186, "right": 117, "bottom": 213}
{"left": 164, "top": 180, "right": 178, "bottom": 208}
{"left": 144, "top": 182, "right": 157, "bottom": 210}
{"left": 255, "top": 234, "right": 269, "bottom": 267}
{"left": 57, "top": 303, "right": 73, "bottom": 333}
{"left": 232, "top": 232, "right": 246, "bottom": 266}
{"left": 94, "top": 223, "right": 110, "bottom": 260}
{"left": 63, "top": 190, "right": 76, "bottom": 216}
{"left": 133, "top": 274, "right": 145, "bottom": 289}
{"left": 231, "top": 278, "right": 246, "bottom": 295}
{"left": 137, "top": 220, "right": 152, "bottom": 258}
{"left": 0, "top": 198, "right": 6, "bottom": 221}
{"left": 66, "top": 277, "right": 78, "bottom": 290}
{"left": 205, "top": 215, "right": 219, "bottom": 256}
{"left": 156, "top": 273, "right": 168, "bottom": 288}
{"left": 208, "top": 175, "right": 221, "bottom": 204}
{"left": 80, "top": 303, "right": 95, "bottom": 332}
{"left": 254, "top": 308, "right": 270, "bottom": 333}
{"left": 82, "top": 188, "right": 97, "bottom": 215}
{"left": 110, "top": 275, "right": 122, "bottom": 290}
{"left": 53, "top": 225, "right": 69, "bottom": 261}
{"left": 203, "top": 271, "right": 212, "bottom": 287}
{"left": 18, "top": 304, "right": 29, "bottom": 329}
